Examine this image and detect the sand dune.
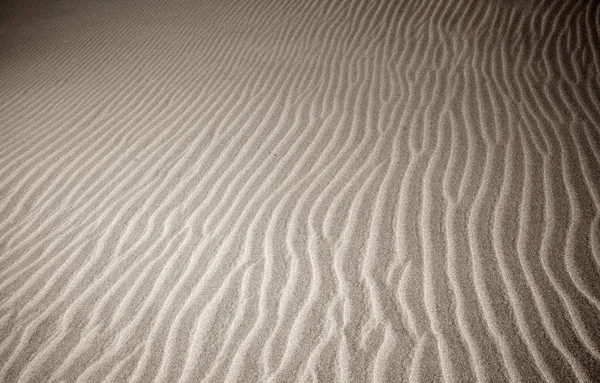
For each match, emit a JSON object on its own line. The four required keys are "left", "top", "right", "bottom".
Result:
{"left": 1, "top": 0, "right": 600, "bottom": 381}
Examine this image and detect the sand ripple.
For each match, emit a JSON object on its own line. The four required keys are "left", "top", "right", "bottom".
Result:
{"left": 1, "top": 0, "right": 599, "bottom": 381}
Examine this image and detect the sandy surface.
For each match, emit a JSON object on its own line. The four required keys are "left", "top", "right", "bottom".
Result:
{"left": 1, "top": 0, "right": 600, "bottom": 381}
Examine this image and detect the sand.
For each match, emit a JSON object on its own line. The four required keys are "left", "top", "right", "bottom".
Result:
{"left": 1, "top": 0, "right": 599, "bottom": 381}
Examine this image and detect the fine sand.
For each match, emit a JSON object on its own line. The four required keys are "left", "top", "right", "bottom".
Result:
{"left": 1, "top": 0, "right": 600, "bottom": 381}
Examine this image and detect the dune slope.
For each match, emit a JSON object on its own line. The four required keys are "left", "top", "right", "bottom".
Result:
{"left": 1, "top": 0, "right": 600, "bottom": 381}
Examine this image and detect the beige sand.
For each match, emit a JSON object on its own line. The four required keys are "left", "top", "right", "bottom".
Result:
{"left": 1, "top": 0, "right": 599, "bottom": 381}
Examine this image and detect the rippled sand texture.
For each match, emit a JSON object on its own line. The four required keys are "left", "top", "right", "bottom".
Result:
{"left": 1, "top": 0, "right": 600, "bottom": 381}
